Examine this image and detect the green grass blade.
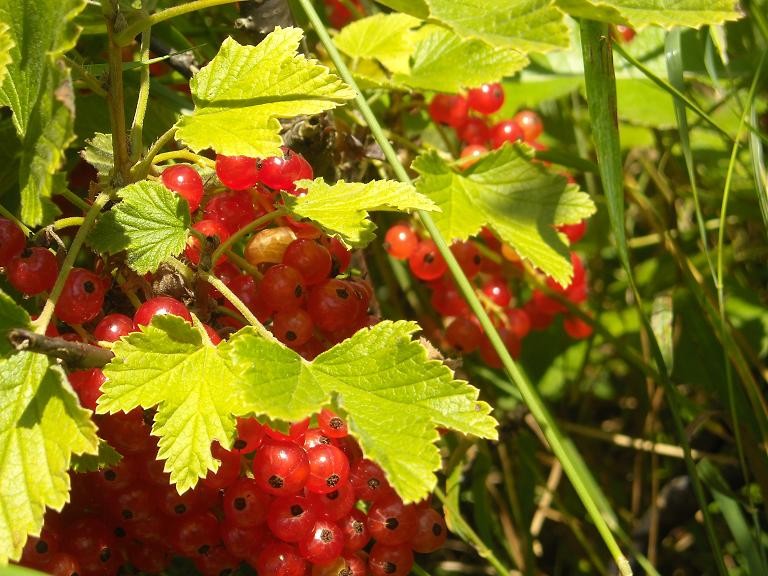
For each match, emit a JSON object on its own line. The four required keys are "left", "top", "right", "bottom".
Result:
{"left": 612, "top": 40, "right": 733, "bottom": 141}
{"left": 749, "top": 102, "right": 768, "bottom": 237}
{"left": 665, "top": 29, "right": 717, "bottom": 283}
{"left": 297, "top": 1, "right": 633, "bottom": 572}
{"left": 579, "top": 20, "right": 728, "bottom": 576}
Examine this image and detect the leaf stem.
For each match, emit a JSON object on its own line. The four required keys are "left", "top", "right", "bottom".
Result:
{"left": 114, "top": 0, "right": 241, "bottom": 46}
{"left": 9, "top": 329, "right": 115, "bottom": 368}
{"left": 298, "top": 0, "right": 629, "bottom": 571}
{"left": 62, "top": 54, "right": 108, "bottom": 98}
{"left": 32, "top": 192, "right": 111, "bottom": 335}
{"left": 103, "top": 2, "right": 131, "bottom": 184}
{"left": 131, "top": 125, "right": 179, "bottom": 180}
{"left": 57, "top": 188, "right": 93, "bottom": 213}
{"left": 53, "top": 216, "right": 85, "bottom": 230}
{"left": 210, "top": 208, "right": 288, "bottom": 265}
{"left": 130, "top": 28, "right": 153, "bottom": 162}
{"left": 152, "top": 150, "right": 216, "bottom": 169}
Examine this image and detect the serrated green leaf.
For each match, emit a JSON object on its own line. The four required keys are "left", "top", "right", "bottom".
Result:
{"left": 335, "top": 13, "right": 423, "bottom": 75}
{"left": 81, "top": 132, "right": 113, "bottom": 185}
{"left": 0, "top": 288, "right": 30, "bottom": 358}
{"left": 98, "top": 316, "right": 242, "bottom": 492}
{"left": 0, "top": 0, "right": 86, "bottom": 134}
{"left": 70, "top": 440, "right": 122, "bottom": 473}
{"left": 87, "top": 181, "right": 190, "bottom": 275}
{"left": 0, "top": 352, "right": 98, "bottom": 563}
{"left": 395, "top": 26, "right": 529, "bottom": 93}
{"left": 425, "top": 0, "right": 569, "bottom": 53}
{"left": 18, "top": 63, "right": 76, "bottom": 226}
{"left": 285, "top": 178, "right": 438, "bottom": 248}
{"left": 413, "top": 145, "right": 595, "bottom": 286}
{"left": 0, "top": 24, "right": 13, "bottom": 91}
{"left": 374, "top": 0, "right": 429, "bottom": 18}
{"left": 229, "top": 321, "right": 497, "bottom": 503}
{"left": 556, "top": 0, "right": 741, "bottom": 28}
{"left": 176, "top": 28, "right": 355, "bottom": 158}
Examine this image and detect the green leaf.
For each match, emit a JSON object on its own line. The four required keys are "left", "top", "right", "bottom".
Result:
{"left": 406, "top": 0, "right": 569, "bottom": 53}
{"left": 88, "top": 181, "right": 190, "bottom": 275}
{"left": 284, "top": 178, "right": 438, "bottom": 248}
{"left": 0, "top": 23, "right": 13, "bottom": 91}
{"left": 334, "top": 13, "right": 423, "bottom": 75}
{"left": 0, "top": 352, "right": 98, "bottom": 563}
{"left": 395, "top": 26, "right": 529, "bottom": 93}
{"left": 70, "top": 440, "right": 122, "bottom": 473}
{"left": 17, "top": 63, "right": 77, "bottom": 226}
{"left": 412, "top": 145, "right": 595, "bottom": 286}
{"left": 176, "top": 28, "right": 355, "bottom": 158}
{"left": 556, "top": 0, "right": 741, "bottom": 29}
{"left": 0, "top": 0, "right": 86, "bottom": 134}
{"left": 229, "top": 321, "right": 497, "bottom": 503}
{"left": 81, "top": 132, "right": 114, "bottom": 185}
{"left": 98, "top": 316, "right": 243, "bottom": 492}
{"left": 0, "top": 288, "right": 30, "bottom": 358}
{"left": 374, "top": 0, "right": 429, "bottom": 18}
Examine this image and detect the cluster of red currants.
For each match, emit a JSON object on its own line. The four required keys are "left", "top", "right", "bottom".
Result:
{"left": 17, "top": 410, "right": 447, "bottom": 576}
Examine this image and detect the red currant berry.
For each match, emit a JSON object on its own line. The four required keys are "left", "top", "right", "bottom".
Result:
{"left": 430, "top": 279, "right": 469, "bottom": 317}
{"left": 305, "top": 444, "right": 350, "bottom": 494}
{"left": 272, "top": 308, "right": 315, "bottom": 347}
{"left": 282, "top": 239, "right": 332, "bottom": 285}
{"left": 7, "top": 247, "right": 58, "bottom": 295}
{"left": 0, "top": 218, "right": 26, "bottom": 266}
{"left": 46, "top": 552, "right": 81, "bottom": 576}
{"left": 307, "top": 279, "right": 360, "bottom": 333}
{"left": 482, "top": 276, "right": 512, "bottom": 307}
{"left": 384, "top": 224, "right": 418, "bottom": 260}
{"left": 256, "top": 541, "right": 308, "bottom": 576}
{"left": 264, "top": 418, "right": 311, "bottom": 443}
{"left": 161, "top": 164, "right": 204, "bottom": 212}
{"left": 428, "top": 94, "right": 469, "bottom": 128}
{"left": 408, "top": 240, "right": 447, "bottom": 281}
{"left": 450, "top": 240, "right": 482, "bottom": 278}
{"left": 445, "top": 316, "right": 482, "bottom": 354}
{"left": 325, "top": 237, "right": 351, "bottom": 274}
{"left": 457, "top": 117, "right": 491, "bottom": 144}
{"left": 202, "top": 443, "right": 242, "bottom": 490}
{"left": 204, "top": 189, "right": 260, "bottom": 234}
{"left": 134, "top": 296, "right": 192, "bottom": 327}
{"left": 185, "top": 218, "right": 231, "bottom": 265}
{"left": 366, "top": 493, "right": 417, "bottom": 545}
{"left": 411, "top": 507, "right": 448, "bottom": 552}
{"left": 55, "top": 268, "right": 106, "bottom": 325}
{"left": 267, "top": 494, "right": 317, "bottom": 542}
{"left": 349, "top": 459, "right": 390, "bottom": 503}
{"left": 21, "top": 525, "right": 60, "bottom": 567}
{"left": 259, "top": 147, "right": 314, "bottom": 194}
{"left": 222, "top": 477, "right": 272, "bottom": 528}
{"left": 298, "top": 518, "right": 344, "bottom": 564}
{"left": 368, "top": 542, "right": 414, "bottom": 576}
{"left": 225, "top": 274, "right": 271, "bottom": 322}
{"left": 93, "top": 313, "right": 134, "bottom": 342}
{"left": 317, "top": 408, "right": 347, "bottom": 439}
{"left": 68, "top": 368, "right": 105, "bottom": 410}
{"left": 259, "top": 264, "right": 307, "bottom": 313}
{"left": 513, "top": 109, "right": 544, "bottom": 142}
{"left": 558, "top": 219, "right": 587, "bottom": 244}
{"left": 306, "top": 481, "right": 356, "bottom": 522}
{"left": 506, "top": 307, "right": 531, "bottom": 340}
{"left": 215, "top": 155, "right": 261, "bottom": 190}
{"left": 467, "top": 83, "right": 505, "bottom": 115}
{"left": 563, "top": 315, "right": 593, "bottom": 339}
{"left": 614, "top": 25, "right": 636, "bottom": 42}
{"left": 172, "top": 511, "right": 221, "bottom": 557}
{"left": 339, "top": 509, "right": 370, "bottom": 552}
{"left": 253, "top": 441, "right": 310, "bottom": 496}
{"left": 459, "top": 144, "right": 488, "bottom": 168}
{"left": 234, "top": 417, "right": 264, "bottom": 454}
{"left": 490, "top": 119, "right": 524, "bottom": 148}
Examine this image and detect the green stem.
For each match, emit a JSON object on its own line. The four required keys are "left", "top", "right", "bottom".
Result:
{"left": 130, "top": 28, "right": 152, "bottom": 162}
{"left": 0, "top": 205, "right": 32, "bottom": 236}
{"left": 152, "top": 150, "right": 216, "bottom": 169}
{"left": 62, "top": 54, "right": 107, "bottom": 97}
{"left": 433, "top": 487, "right": 512, "bottom": 575}
{"left": 131, "top": 126, "right": 179, "bottom": 180}
{"left": 298, "top": 0, "right": 630, "bottom": 572}
{"left": 103, "top": 2, "right": 131, "bottom": 185}
{"left": 57, "top": 188, "right": 93, "bottom": 213}
{"left": 32, "top": 193, "right": 111, "bottom": 335}
{"left": 53, "top": 216, "right": 85, "bottom": 230}
{"left": 114, "top": 0, "right": 241, "bottom": 46}
{"left": 210, "top": 208, "right": 287, "bottom": 265}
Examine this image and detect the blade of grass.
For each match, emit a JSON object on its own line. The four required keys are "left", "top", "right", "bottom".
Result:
{"left": 665, "top": 29, "right": 717, "bottom": 283}
{"left": 612, "top": 40, "right": 733, "bottom": 141}
{"left": 297, "top": 1, "right": 632, "bottom": 572}
{"left": 580, "top": 20, "right": 727, "bottom": 576}
{"left": 749, "top": 102, "right": 768, "bottom": 237}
